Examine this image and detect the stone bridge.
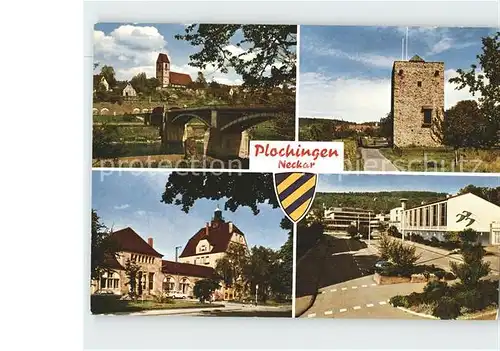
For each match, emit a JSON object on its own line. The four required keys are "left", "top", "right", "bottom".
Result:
{"left": 144, "top": 105, "right": 291, "bottom": 159}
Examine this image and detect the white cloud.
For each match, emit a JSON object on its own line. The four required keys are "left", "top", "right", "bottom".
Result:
{"left": 94, "top": 24, "right": 246, "bottom": 85}
{"left": 114, "top": 204, "right": 130, "bottom": 210}
{"left": 299, "top": 70, "right": 478, "bottom": 123}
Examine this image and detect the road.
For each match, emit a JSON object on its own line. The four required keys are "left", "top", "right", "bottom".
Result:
{"left": 297, "top": 235, "right": 499, "bottom": 319}
{"left": 360, "top": 148, "right": 399, "bottom": 172}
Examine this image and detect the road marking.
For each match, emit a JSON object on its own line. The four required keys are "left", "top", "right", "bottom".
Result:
{"left": 379, "top": 301, "right": 387, "bottom": 305}
{"left": 331, "top": 289, "right": 337, "bottom": 292}
{"left": 339, "top": 308, "right": 347, "bottom": 313}
{"left": 341, "top": 287, "right": 347, "bottom": 291}
{"left": 307, "top": 313, "right": 316, "bottom": 318}
{"left": 366, "top": 304, "right": 374, "bottom": 308}
{"left": 361, "top": 285, "right": 368, "bottom": 288}
{"left": 353, "top": 306, "right": 361, "bottom": 310}
{"left": 351, "top": 286, "right": 357, "bottom": 289}
{"left": 371, "top": 283, "right": 377, "bottom": 286}
{"left": 324, "top": 310, "right": 333, "bottom": 315}
{"left": 321, "top": 291, "right": 326, "bottom": 294}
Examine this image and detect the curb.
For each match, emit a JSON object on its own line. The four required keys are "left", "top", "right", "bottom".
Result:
{"left": 395, "top": 306, "right": 438, "bottom": 319}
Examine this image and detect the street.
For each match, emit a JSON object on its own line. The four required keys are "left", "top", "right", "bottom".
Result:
{"left": 297, "top": 234, "right": 499, "bottom": 319}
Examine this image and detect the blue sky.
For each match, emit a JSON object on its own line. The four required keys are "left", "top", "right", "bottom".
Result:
{"left": 91, "top": 170, "right": 287, "bottom": 261}
{"left": 299, "top": 26, "right": 498, "bottom": 122}
{"left": 93, "top": 23, "right": 250, "bottom": 84}
{"left": 318, "top": 174, "right": 500, "bottom": 194}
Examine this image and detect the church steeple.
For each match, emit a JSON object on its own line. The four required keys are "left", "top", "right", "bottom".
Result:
{"left": 213, "top": 205, "right": 224, "bottom": 222}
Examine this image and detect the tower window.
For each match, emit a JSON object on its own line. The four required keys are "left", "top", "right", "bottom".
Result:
{"left": 434, "top": 70, "right": 439, "bottom": 77}
{"left": 422, "top": 108, "right": 432, "bottom": 126}
{"left": 398, "top": 69, "right": 404, "bottom": 76}
{"left": 417, "top": 81, "right": 422, "bottom": 87}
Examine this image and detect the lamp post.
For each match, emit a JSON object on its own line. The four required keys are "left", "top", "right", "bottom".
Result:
{"left": 255, "top": 284, "right": 259, "bottom": 306}
{"left": 400, "top": 198, "right": 408, "bottom": 241}
{"left": 368, "top": 211, "right": 371, "bottom": 246}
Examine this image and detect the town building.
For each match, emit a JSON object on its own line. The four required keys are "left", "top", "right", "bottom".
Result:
{"left": 323, "top": 207, "right": 379, "bottom": 234}
{"left": 393, "top": 193, "right": 500, "bottom": 246}
{"left": 122, "top": 83, "right": 137, "bottom": 98}
{"left": 391, "top": 55, "right": 444, "bottom": 148}
{"left": 91, "top": 207, "right": 247, "bottom": 300}
{"left": 156, "top": 53, "right": 193, "bottom": 88}
{"left": 389, "top": 206, "right": 404, "bottom": 231}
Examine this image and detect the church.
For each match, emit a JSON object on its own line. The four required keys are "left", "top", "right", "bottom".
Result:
{"left": 156, "top": 53, "right": 193, "bottom": 88}
{"left": 91, "top": 207, "right": 248, "bottom": 301}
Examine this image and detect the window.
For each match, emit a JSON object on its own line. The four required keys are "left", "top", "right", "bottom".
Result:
{"left": 417, "top": 81, "right": 422, "bottom": 87}
{"left": 434, "top": 70, "right": 439, "bottom": 77}
{"left": 148, "top": 272, "right": 154, "bottom": 290}
{"left": 398, "top": 69, "right": 404, "bottom": 75}
{"left": 194, "top": 258, "right": 198, "bottom": 265}
{"left": 100, "top": 279, "right": 106, "bottom": 289}
{"left": 419, "top": 208, "right": 424, "bottom": 226}
{"left": 432, "top": 205, "right": 438, "bottom": 226}
{"left": 440, "top": 203, "right": 447, "bottom": 226}
{"left": 204, "top": 256, "right": 210, "bottom": 265}
{"left": 200, "top": 245, "right": 206, "bottom": 252}
{"left": 425, "top": 207, "right": 430, "bottom": 226}
{"left": 113, "top": 279, "right": 119, "bottom": 289}
{"left": 423, "top": 108, "right": 432, "bottom": 126}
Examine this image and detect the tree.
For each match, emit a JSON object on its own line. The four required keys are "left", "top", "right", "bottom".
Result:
{"left": 124, "top": 258, "right": 141, "bottom": 300}
{"left": 450, "top": 229, "right": 490, "bottom": 289}
{"left": 92, "top": 124, "right": 124, "bottom": 160}
{"left": 457, "top": 184, "right": 500, "bottom": 206}
{"left": 387, "top": 241, "right": 421, "bottom": 275}
{"left": 449, "top": 31, "right": 499, "bottom": 144}
{"left": 209, "top": 80, "right": 221, "bottom": 89}
{"left": 244, "top": 246, "right": 278, "bottom": 302}
{"left": 193, "top": 278, "right": 221, "bottom": 302}
{"left": 161, "top": 172, "right": 280, "bottom": 215}
{"left": 175, "top": 24, "right": 296, "bottom": 90}
{"left": 90, "top": 209, "right": 119, "bottom": 281}
{"left": 196, "top": 71, "right": 208, "bottom": 88}
{"left": 100, "top": 65, "right": 117, "bottom": 88}
{"left": 378, "top": 112, "right": 393, "bottom": 141}
{"left": 378, "top": 233, "right": 393, "bottom": 260}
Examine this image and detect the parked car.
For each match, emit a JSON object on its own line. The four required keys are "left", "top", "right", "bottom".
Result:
{"left": 167, "top": 291, "right": 188, "bottom": 299}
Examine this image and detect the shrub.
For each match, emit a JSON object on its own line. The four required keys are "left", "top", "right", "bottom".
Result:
{"left": 388, "top": 241, "right": 421, "bottom": 275}
{"left": 406, "top": 292, "right": 425, "bottom": 306}
{"left": 390, "top": 295, "right": 409, "bottom": 307}
{"left": 432, "top": 296, "right": 461, "bottom": 319}
{"left": 378, "top": 233, "right": 393, "bottom": 260}
{"left": 423, "top": 280, "right": 449, "bottom": 302}
{"left": 387, "top": 225, "right": 400, "bottom": 238}
{"left": 430, "top": 236, "right": 441, "bottom": 247}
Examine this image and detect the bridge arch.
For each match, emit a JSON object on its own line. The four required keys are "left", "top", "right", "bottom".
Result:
{"left": 100, "top": 108, "right": 109, "bottom": 115}
{"left": 171, "top": 113, "right": 210, "bottom": 126}
{"left": 132, "top": 108, "right": 140, "bottom": 114}
{"left": 92, "top": 108, "right": 98, "bottom": 114}
{"left": 219, "top": 112, "right": 282, "bottom": 132}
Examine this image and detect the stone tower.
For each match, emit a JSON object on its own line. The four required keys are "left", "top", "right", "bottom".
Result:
{"left": 156, "top": 53, "right": 170, "bottom": 88}
{"left": 391, "top": 55, "right": 444, "bottom": 148}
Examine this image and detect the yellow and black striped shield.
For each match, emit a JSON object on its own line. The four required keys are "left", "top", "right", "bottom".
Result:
{"left": 274, "top": 173, "right": 318, "bottom": 223}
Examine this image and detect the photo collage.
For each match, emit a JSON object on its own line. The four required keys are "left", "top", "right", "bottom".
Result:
{"left": 90, "top": 23, "right": 499, "bottom": 320}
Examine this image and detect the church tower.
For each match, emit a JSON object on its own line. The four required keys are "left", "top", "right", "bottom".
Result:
{"left": 212, "top": 205, "right": 224, "bottom": 223}
{"left": 156, "top": 53, "right": 171, "bottom": 88}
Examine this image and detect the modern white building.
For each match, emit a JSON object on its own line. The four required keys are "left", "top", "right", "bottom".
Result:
{"left": 389, "top": 206, "right": 403, "bottom": 231}
{"left": 394, "top": 192, "right": 500, "bottom": 246}
{"left": 323, "top": 207, "right": 379, "bottom": 234}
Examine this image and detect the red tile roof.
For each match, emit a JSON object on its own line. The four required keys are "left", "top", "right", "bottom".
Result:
{"left": 179, "top": 220, "right": 244, "bottom": 258}
{"left": 157, "top": 53, "right": 170, "bottom": 63}
{"left": 162, "top": 260, "right": 218, "bottom": 279}
{"left": 103, "top": 254, "right": 125, "bottom": 271}
{"left": 110, "top": 227, "right": 163, "bottom": 258}
{"left": 169, "top": 71, "right": 193, "bottom": 86}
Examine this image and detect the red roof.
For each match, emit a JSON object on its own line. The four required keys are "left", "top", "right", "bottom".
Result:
{"left": 103, "top": 254, "right": 125, "bottom": 271}
{"left": 170, "top": 71, "right": 193, "bottom": 86}
{"left": 162, "top": 260, "right": 218, "bottom": 279}
{"left": 157, "top": 53, "right": 170, "bottom": 63}
{"left": 110, "top": 227, "right": 163, "bottom": 258}
{"left": 179, "top": 220, "right": 244, "bottom": 258}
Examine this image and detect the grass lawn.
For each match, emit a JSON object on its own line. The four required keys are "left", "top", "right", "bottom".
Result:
{"left": 379, "top": 147, "right": 500, "bottom": 172}
{"left": 91, "top": 295, "right": 224, "bottom": 314}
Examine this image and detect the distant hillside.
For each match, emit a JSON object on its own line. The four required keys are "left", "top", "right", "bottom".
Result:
{"left": 312, "top": 191, "right": 449, "bottom": 214}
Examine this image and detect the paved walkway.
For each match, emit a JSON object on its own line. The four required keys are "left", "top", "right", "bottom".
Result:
{"left": 360, "top": 148, "right": 399, "bottom": 172}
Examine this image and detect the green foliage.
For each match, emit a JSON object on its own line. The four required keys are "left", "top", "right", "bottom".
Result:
{"left": 378, "top": 233, "right": 393, "bottom": 260}
{"left": 387, "top": 225, "right": 400, "bottom": 238}
{"left": 390, "top": 295, "right": 409, "bottom": 308}
{"left": 378, "top": 112, "right": 393, "bottom": 141}
{"left": 176, "top": 24, "right": 296, "bottom": 90}
{"left": 130, "top": 72, "right": 161, "bottom": 95}
{"left": 449, "top": 31, "right": 500, "bottom": 144}
{"left": 92, "top": 124, "right": 124, "bottom": 160}
{"left": 423, "top": 281, "right": 449, "bottom": 303}
{"left": 193, "top": 278, "right": 221, "bottom": 302}
{"left": 161, "top": 172, "right": 280, "bottom": 215}
{"left": 100, "top": 65, "right": 117, "bottom": 88}
{"left": 432, "top": 296, "right": 461, "bottom": 319}
{"left": 315, "top": 191, "right": 447, "bottom": 215}
{"left": 90, "top": 209, "right": 120, "bottom": 280}
{"left": 388, "top": 241, "right": 421, "bottom": 274}
{"left": 124, "top": 258, "right": 141, "bottom": 300}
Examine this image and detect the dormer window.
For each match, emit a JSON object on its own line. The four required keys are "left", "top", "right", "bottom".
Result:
{"left": 200, "top": 245, "right": 207, "bottom": 252}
